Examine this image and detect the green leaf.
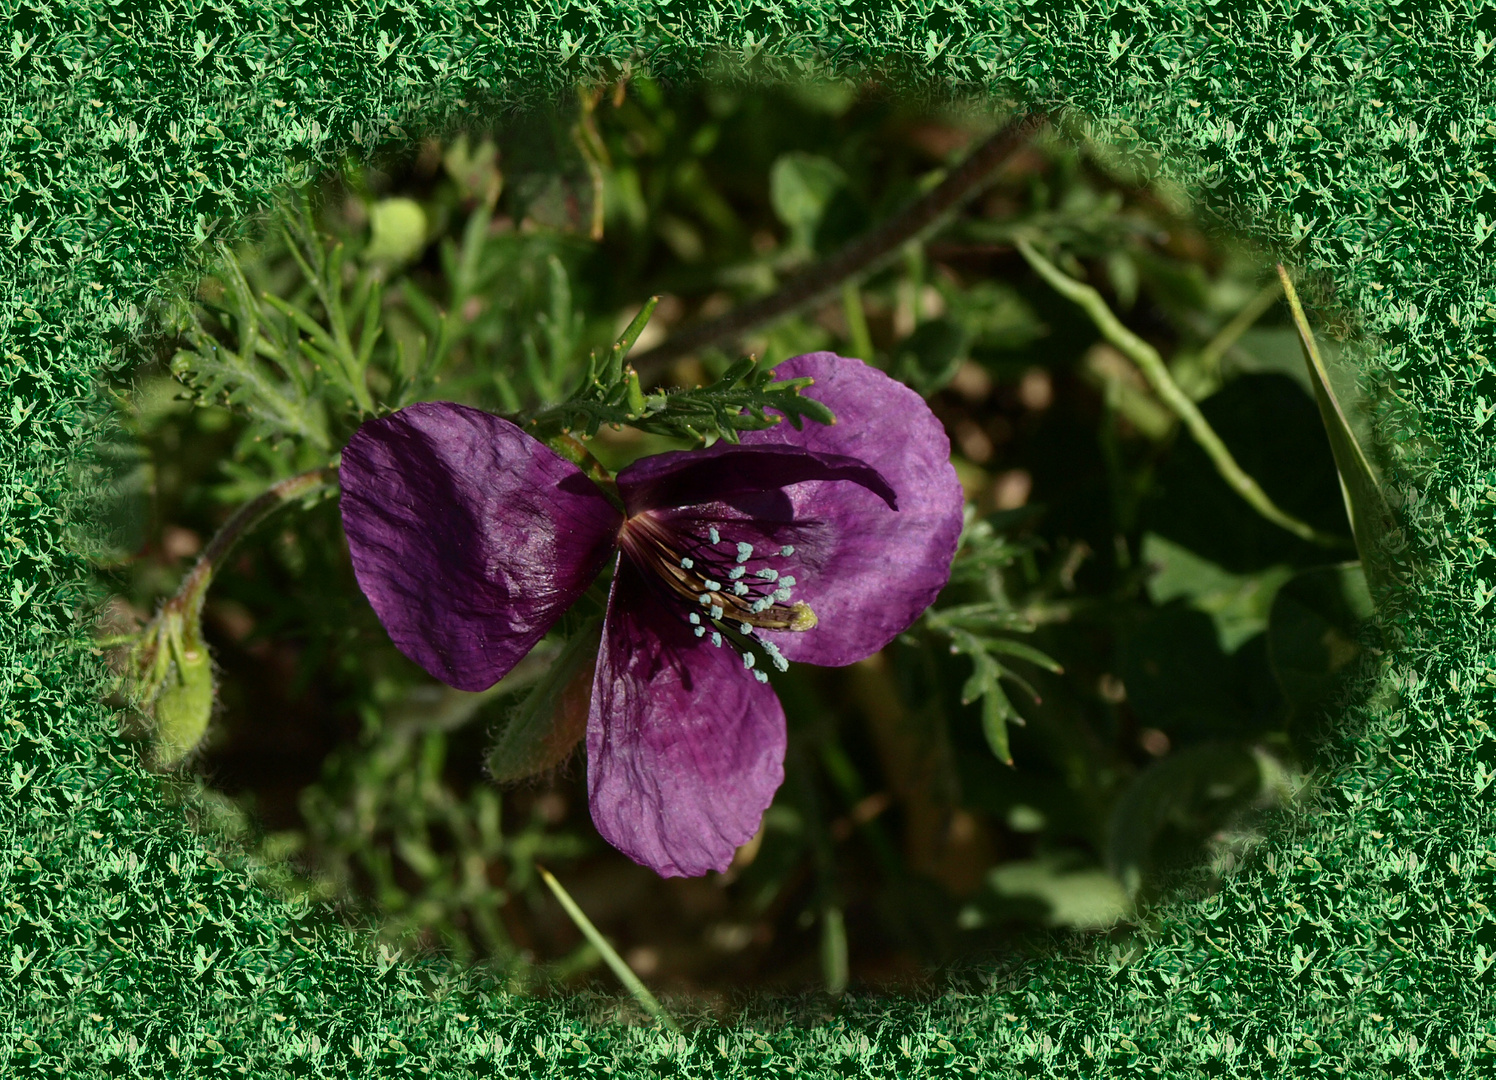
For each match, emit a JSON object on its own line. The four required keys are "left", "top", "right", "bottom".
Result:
{"left": 894, "top": 317, "right": 968, "bottom": 395}
{"left": 969, "top": 853, "right": 1131, "bottom": 930}
{"left": 485, "top": 621, "right": 601, "bottom": 784}
{"left": 1104, "top": 741, "right": 1262, "bottom": 900}
{"left": 769, "top": 151, "right": 847, "bottom": 251}
{"left": 1277, "top": 265, "right": 1398, "bottom": 595}
{"left": 1266, "top": 561, "right": 1374, "bottom": 733}
{"left": 1141, "top": 532, "right": 1296, "bottom": 654}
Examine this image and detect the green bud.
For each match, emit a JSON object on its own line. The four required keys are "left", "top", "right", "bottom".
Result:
{"left": 365, "top": 197, "right": 428, "bottom": 264}
{"left": 151, "top": 642, "right": 214, "bottom": 769}
{"left": 625, "top": 368, "right": 646, "bottom": 416}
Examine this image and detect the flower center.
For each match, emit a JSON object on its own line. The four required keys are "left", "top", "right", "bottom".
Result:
{"left": 618, "top": 512, "right": 816, "bottom": 682}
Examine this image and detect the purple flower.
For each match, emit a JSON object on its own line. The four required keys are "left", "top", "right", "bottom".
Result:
{"left": 338, "top": 352, "right": 964, "bottom": 877}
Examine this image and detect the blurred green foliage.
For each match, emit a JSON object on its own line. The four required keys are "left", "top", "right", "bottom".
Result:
{"left": 94, "top": 77, "right": 1384, "bottom": 1006}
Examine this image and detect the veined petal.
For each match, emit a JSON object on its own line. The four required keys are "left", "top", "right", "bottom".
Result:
{"left": 339, "top": 402, "right": 621, "bottom": 691}
{"left": 734, "top": 352, "right": 964, "bottom": 667}
{"left": 617, "top": 443, "right": 896, "bottom": 516}
{"left": 587, "top": 556, "right": 786, "bottom": 878}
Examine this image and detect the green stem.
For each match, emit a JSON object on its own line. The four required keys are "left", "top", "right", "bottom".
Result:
{"left": 1016, "top": 238, "right": 1344, "bottom": 549}
{"left": 1195, "top": 277, "right": 1283, "bottom": 380}
{"left": 536, "top": 865, "right": 680, "bottom": 1032}
{"left": 173, "top": 463, "right": 341, "bottom": 627}
{"left": 840, "top": 282, "right": 876, "bottom": 363}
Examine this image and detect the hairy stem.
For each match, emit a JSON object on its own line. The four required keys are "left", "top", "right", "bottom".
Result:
{"left": 1017, "top": 238, "right": 1345, "bottom": 549}
{"left": 173, "top": 463, "right": 342, "bottom": 625}
{"left": 630, "top": 112, "right": 1050, "bottom": 382}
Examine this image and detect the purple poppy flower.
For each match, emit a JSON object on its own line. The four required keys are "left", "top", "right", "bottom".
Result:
{"left": 338, "top": 352, "right": 963, "bottom": 877}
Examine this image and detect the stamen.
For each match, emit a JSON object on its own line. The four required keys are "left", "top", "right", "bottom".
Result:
{"left": 761, "top": 639, "right": 789, "bottom": 672}
{"left": 780, "top": 545, "right": 794, "bottom": 556}
{"left": 727, "top": 566, "right": 746, "bottom": 580}
{"left": 680, "top": 557, "right": 694, "bottom": 569}
{"left": 709, "top": 526, "right": 720, "bottom": 544}
{"left": 694, "top": 626, "right": 705, "bottom": 638}
{"left": 755, "top": 568, "right": 778, "bottom": 581}
{"left": 689, "top": 613, "right": 700, "bottom": 625}
{"left": 732, "top": 583, "right": 749, "bottom": 596}
{"left": 736, "top": 542, "right": 754, "bottom": 564}
{"left": 704, "top": 580, "right": 722, "bottom": 591}
{"left": 710, "top": 604, "right": 724, "bottom": 620}
{"left": 754, "top": 670, "right": 769, "bottom": 683}
{"left": 739, "top": 621, "right": 752, "bottom": 634}
{"left": 778, "top": 575, "right": 796, "bottom": 588}
{"left": 711, "top": 631, "right": 722, "bottom": 647}
{"left": 743, "top": 653, "right": 756, "bottom": 670}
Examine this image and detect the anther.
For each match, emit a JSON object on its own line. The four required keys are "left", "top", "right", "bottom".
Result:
{"left": 680, "top": 557, "right": 694, "bottom": 569}
{"left": 754, "top": 670, "right": 769, "bottom": 683}
{"left": 733, "top": 583, "right": 749, "bottom": 596}
{"left": 736, "top": 542, "right": 754, "bottom": 564}
{"left": 694, "top": 626, "right": 705, "bottom": 638}
{"left": 780, "top": 545, "right": 794, "bottom": 556}
{"left": 704, "top": 580, "right": 722, "bottom": 591}
{"left": 711, "top": 632, "right": 722, "bottom": 647}
{"left": 709, "top": 526, "right": 720, "bottom": 544}
{"left": 728, "top": 566, "right": 746, "bottom": 580}
{"left": 755, "top": 568, "right": 778, "bottom": 581}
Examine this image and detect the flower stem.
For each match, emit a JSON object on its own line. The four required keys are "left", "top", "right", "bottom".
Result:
{"left": 630, "top": 112, "right": 1050, "bottom": 382}
{"left": 172, "top": 463, "right": 341, "bottom": 626}
{"left": 536, "top": 864, "right": 680, "bottom": 1032}
{"left": 1016, "top": 238, "right": 1346, "bottom": 550}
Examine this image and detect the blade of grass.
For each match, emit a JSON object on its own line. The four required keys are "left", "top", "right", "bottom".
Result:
{"left": 536, "top": 864, "right": 680, "bottom": 1032}
{"left": 1276, "top": 264, "right": 1398, "bottom": 595}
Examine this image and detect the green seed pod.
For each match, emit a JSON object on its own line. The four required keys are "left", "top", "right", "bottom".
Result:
{"left": 151, "top": 645, "right": 214, "bottom": 769}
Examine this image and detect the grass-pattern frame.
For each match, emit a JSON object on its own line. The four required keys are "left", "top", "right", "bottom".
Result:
{"left": 2, "top": 3, "right": 1485, "bottom": 1076}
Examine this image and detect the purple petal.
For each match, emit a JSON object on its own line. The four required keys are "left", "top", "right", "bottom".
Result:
{"left": 734, "top": 352, "right": 964, "bottom": 667}
{"left": 616, "top": 442, "right": 896, "bottom": 516}
{"left": 587, "top": 557, "right": 786, "bottom": 878}
{"left": 339, "top": 402, "right": 621, "bottom": 691}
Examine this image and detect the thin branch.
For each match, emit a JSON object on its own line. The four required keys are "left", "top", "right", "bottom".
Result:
{"left": 1017, "top": 238, "right": 1346, "bottom": 550}
{"left": 630, "top": 112, "right": 1050, "bottom": 382}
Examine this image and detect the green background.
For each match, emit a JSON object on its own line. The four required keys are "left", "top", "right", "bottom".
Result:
{"left": 2, "top": 3, "right": 1485, "bottom": 1076}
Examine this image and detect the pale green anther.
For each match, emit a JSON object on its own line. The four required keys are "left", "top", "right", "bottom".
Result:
{"left": 739, "top": 621, "right": 752, "bottom": 633}
{"left": 695, "top": 626, "right": 706, "bottom": 637}
{"left": 754, "top": 670, "right": 769, "bottom": 683}
{"left": 736, "top": 542, "right": 754, "bottom": 563}
{"left": 709, "top": 527, "right": 720, "bottom": 544}
{"left": 705, "top": 580, "right": 722, "bottom": 591}
{"left": 728, "top": 566, "right": 746, "bottom": 580}
{"left": 778, "top": 576, "right": 796, "bottom": 587}
{"left": 689, "top": 612, "right": 701, "bottom": 624}
{"left": 743, "top": 652, "right": 756, "bottom": 670}
{"left": 710, "top": 605, "right": 724, "bottom": 620}
{"left": 711, "top": 631, "right": 722, "bottom": 647}
{"left": 756, "top": 568, "right": 778, "bottom": 581}
{"left": 681, "top": 557, "right": 694, "bottom": 569}
{"left": 780, "top": 545, "right": 794, "bottom": 556}
{"left": 733, "top": 583, "right": 749, "bottom": 596}
{"left": 761, "top": 640, "right": 789, "bottom": 672}
{"left": 698, "top": 593, "right": 713, "bottom": 606}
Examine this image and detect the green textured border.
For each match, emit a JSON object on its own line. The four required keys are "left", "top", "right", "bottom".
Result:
{"left": 3, "top": 3, "right": 1486, "bottom": 1077}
